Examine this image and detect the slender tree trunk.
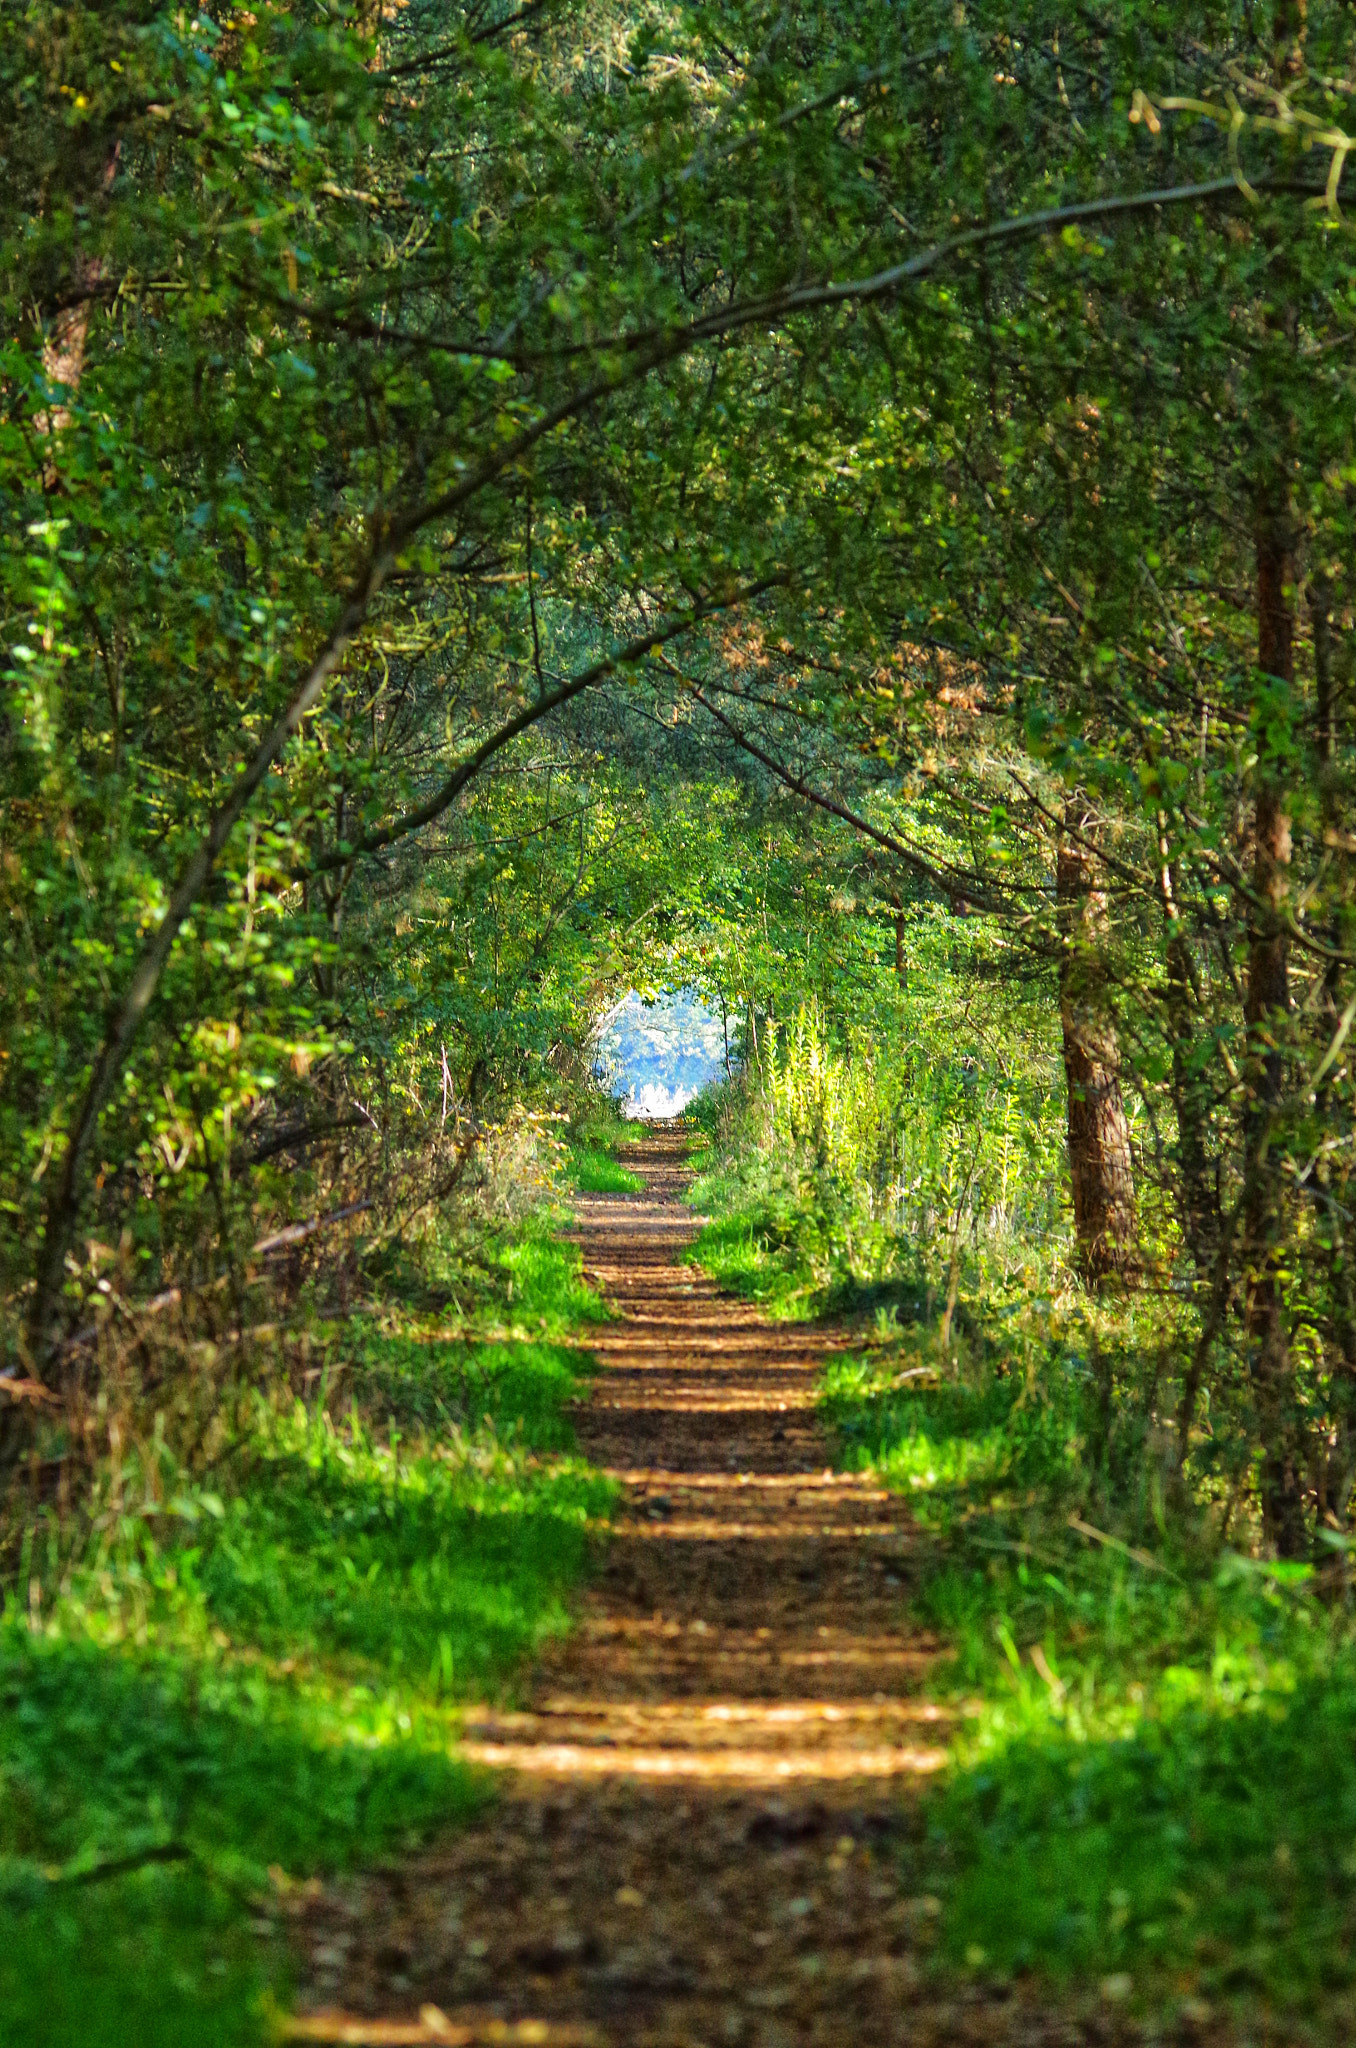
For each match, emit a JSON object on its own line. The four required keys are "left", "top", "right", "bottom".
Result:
{"left": 39, "top": 271, "right": 99, "bottom": 434}
{"left": 1057, "top": 801, "right": 1137, "bottom": 1287}
{"left": 1313, "top": 575, "right": 1335, "bottom": 767}
{"left": 1272, "top": 1, "right": 1307, "bottom": 74}
{"left": 1244, "top": 489, "right": 1304, "bottom": 1555}
{"left": 1156, "top": 821, "right": 1219, "bottom": 1276}
{"left": 1241, "top": 78, "right": 1305, "bottom": 1545}
{"left": 1307, "top": 575, "right": 1356, "bottom": 1514}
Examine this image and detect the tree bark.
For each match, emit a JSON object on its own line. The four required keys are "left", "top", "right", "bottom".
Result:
{"left": 1313, "top": 574, "right": 1335, "bottom": 766}
{"left": 1244, "top": 490, "right": 1304, "bottom": 1555}
{"left": 34, "top": 142, "right": 120, "bottom": 474}
{"left": 1309, "top": 575, "right": 1356, "bottom": 1516}
{"left": 1156, "top": 821, "right": 1219, "bottom": 1277}
{"left": 1057, "top": 802, "right": 1137, "bottom": 1287}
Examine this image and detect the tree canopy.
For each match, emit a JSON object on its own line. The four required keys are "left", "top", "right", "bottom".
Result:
{"left": 6, "top": 1, "right": 1356, "bottom": 1546}
{"left": 12, "top": 1, "right": 1356, "bottom": 2034}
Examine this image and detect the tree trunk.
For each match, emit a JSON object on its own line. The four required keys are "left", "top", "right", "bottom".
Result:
{"left": 1309, "top": 574, "right": 1356, "bottom": 1516}
{"left": 1243, "top": 491, "right": 1304, "bottom": 1555}
{"left": 34, "top": 141, "right": 120, "bottom": 475}
{"left": 1313, "top": 575, "right": 1335, "bottom": 766}
{"left": 1156, "top": 821, "right": 1219, "bottom": 1277}
{"left": 1057, "top": 802, "right": 1137, "bottom": 1287}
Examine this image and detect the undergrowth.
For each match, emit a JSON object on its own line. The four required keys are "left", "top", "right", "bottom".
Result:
{"left": 683, "top": 1071, "right": 938, "bottom": 1322}
{"left": 687, "top": 1050, "right": 1356, "bottom": 2031}
{"left": 820, "top": 1311, "right": 1356, "bottom": 2034}
{"left": 0, "top": 1209, "right": 614, "bottom": 2048}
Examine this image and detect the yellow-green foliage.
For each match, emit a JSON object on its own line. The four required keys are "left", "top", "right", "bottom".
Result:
{"left": 760, "top": 1004, "right": 901, "bottom": 1200}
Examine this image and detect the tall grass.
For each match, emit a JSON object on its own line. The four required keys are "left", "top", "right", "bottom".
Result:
{"left": 686, "top": 988, "right": 1067, "bottom": 1317}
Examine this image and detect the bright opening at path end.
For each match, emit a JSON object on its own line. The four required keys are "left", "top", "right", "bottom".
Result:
{"left": 596, "top": 989, "right": 730, "bottom": 1118}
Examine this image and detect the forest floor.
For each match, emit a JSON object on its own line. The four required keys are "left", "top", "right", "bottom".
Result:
{"left": 285, "top": 1129, "right": 1155, "bottom": 2048}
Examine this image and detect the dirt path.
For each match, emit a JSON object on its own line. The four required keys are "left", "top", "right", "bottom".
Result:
{"left": 288, "top": 1132, "right": 1031, "bottom": 2047}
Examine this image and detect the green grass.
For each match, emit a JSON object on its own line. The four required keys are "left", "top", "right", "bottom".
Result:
{"left": 568, "top": 1109, "right": 647, "bottom": 1153}
{"left": 346, "top": 1218, "right": 615, "bottom": 1440}
{"left": 821, "top": 1355, "right": 1015, "bottom": 1494}
{"left": 684, "top": 1196, "right": 924, "bottom": 1324}
{"left": 920, "top": 1585, "right": 1356, "bottom": 2009}
{"left": 350, "top": 1330, "right": 589, "bottom": 1444}
{"left": 682, "top": 1206, "right": 822, "bottom": 1317}
{"left": 386, "top": 1208, "right": 613, "bottom": 1332}
{"left": 567, "top": 1144, "right": 644, "bottom": 1194}
{"left": 0, "top": 1221, "right": 615, "bottom": 2047}
{"left": 821, "top": 1331, "right": 1356, "bottom": 2029}
{"left": 562, "top": 1105, "right": 646, "bottom": 1194}
{"left": 492, "top": 1220, "right": 617, "bottom": 1326}
{"left": 1, "top": 1863, "right": 270, "bottom": 2048}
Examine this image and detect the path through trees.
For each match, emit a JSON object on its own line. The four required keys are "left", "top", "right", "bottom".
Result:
{"left": 284, "top": 1129, "right": 1009, "bottom": 2048}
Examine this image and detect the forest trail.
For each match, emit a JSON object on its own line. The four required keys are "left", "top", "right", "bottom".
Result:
{"left": 290, "top": 1131, "right": 1011, "bottom": 2047}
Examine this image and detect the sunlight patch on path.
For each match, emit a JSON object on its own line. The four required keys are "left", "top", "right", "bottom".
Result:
{"left": 290, "top": 1128, "right": 949, "bottom": 2047}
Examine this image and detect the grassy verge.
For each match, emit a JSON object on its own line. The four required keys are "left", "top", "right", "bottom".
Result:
{"left": 683, "top": 1188, "right": 922, "bottom": 1324}
{"left": 567, "top": 1145, "right": 645, "bottom": 1194}
{"left": 1, "top": 1214, "right": 614, "bottom": 2048}
{"left": 821, "top": 1328, "right": 1356, "bottom": 2036}
{"left": 681, "top": 1204, "right": 818, "bottom": 1314}
{"left": 564, "top": 1104, "right": 646, "bottom": 1194}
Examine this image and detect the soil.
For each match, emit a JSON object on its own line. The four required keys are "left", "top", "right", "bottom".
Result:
{"left": 285, "top": 1130, "right": 1142, "bottom": 2048}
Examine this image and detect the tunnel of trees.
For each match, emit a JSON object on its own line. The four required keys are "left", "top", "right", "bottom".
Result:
{"left": 5, "top": 4, "right": 1356, "bottom": 2042}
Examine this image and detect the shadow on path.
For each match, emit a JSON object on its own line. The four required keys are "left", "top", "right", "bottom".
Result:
{"left": 285, "top": 1132, "right": 1109, "bottom": 2047}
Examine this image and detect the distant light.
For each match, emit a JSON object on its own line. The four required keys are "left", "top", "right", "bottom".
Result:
{"left": 595, "top": 989, "right": 729, "bottom": 1119}
{"left": 627, "top": 1081, "right": 697, "bottom": 1117}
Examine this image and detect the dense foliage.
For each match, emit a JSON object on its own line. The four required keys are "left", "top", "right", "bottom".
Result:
{"left": 8, "top": 0, "right": 1356, "bottom": 2036}
{"left": 6, "top": 1, "right": 1356, "bottom": 1542}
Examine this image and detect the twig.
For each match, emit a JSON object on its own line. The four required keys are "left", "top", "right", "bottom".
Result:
{"left": 237, "top": 1113, "right": 371, "bottom": 1169}
{"left": 0, "top": 1374, "right": 60, "bottom": 1405}
{"left": 281, "top": 2014, "right": 605, "bottom": 2046}
{"left": 1067, "top": 1514, "right": 1175, "bottom": 1575}
{"left": 251, "top": 1201, "right": 374, "bottom": 1257}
